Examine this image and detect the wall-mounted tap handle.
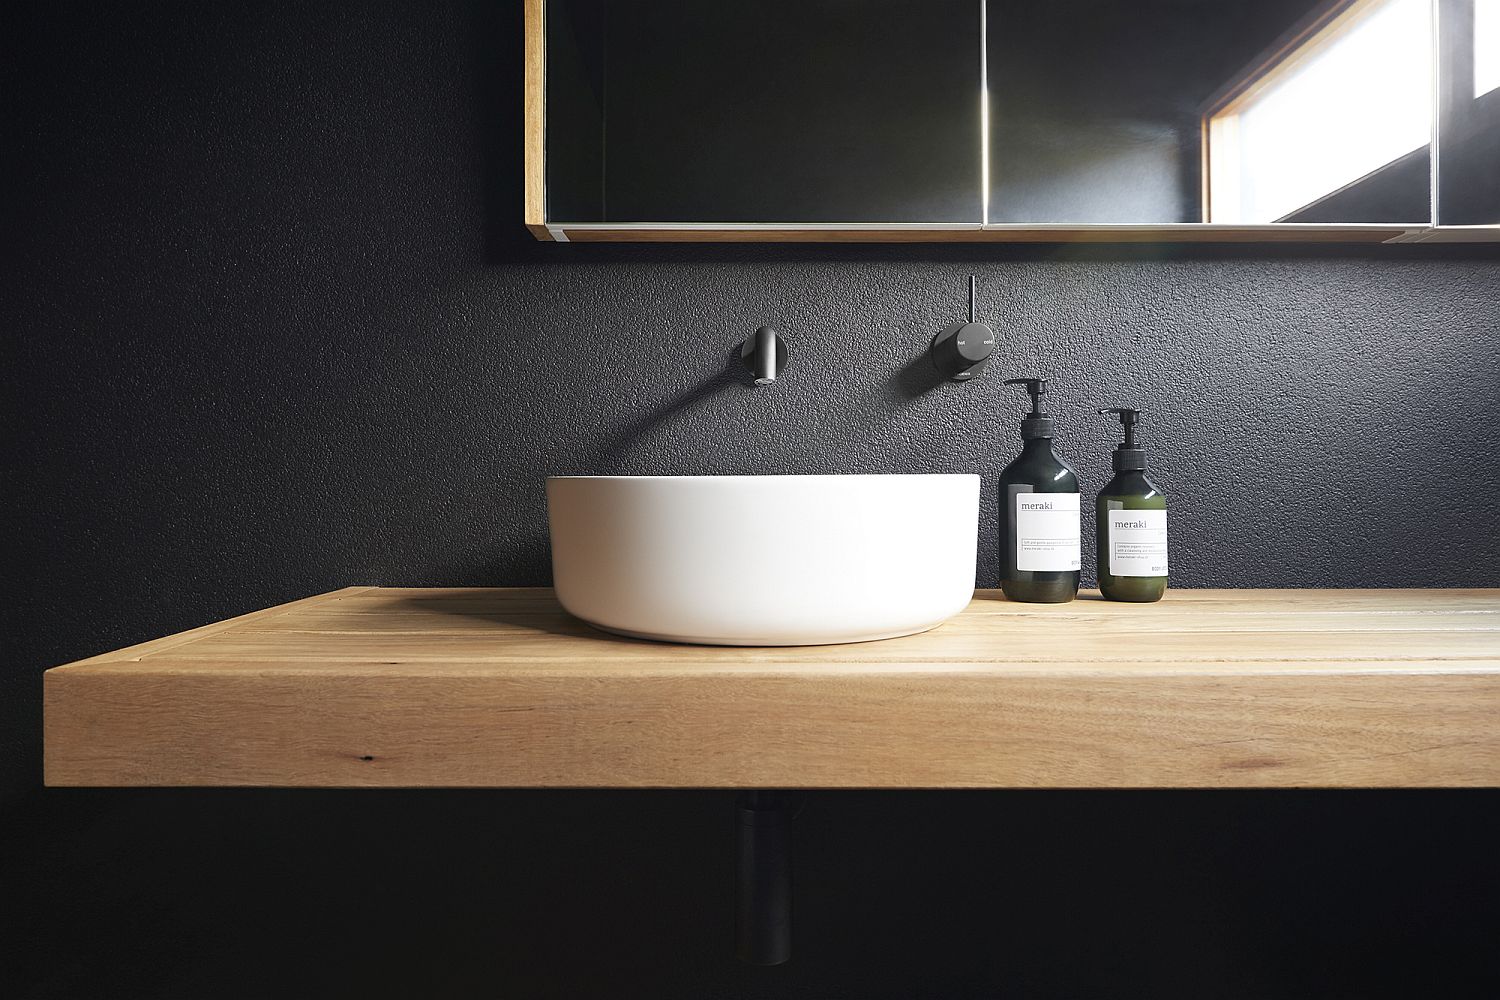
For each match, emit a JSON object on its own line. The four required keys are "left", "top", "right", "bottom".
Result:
{"left": 931, "top": 275, "right": 995, "bottom": 382}
{"left": 740, "top": 326, "right": 788, "bottom": 385}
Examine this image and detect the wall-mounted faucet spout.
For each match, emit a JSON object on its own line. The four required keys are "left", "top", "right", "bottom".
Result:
{"left": 740, "top": 326, "right": 788, "bottom": 385}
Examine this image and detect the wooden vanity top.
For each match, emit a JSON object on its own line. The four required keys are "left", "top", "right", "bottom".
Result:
{"left": 44, "top": 587, "right": 1500, "bottom": 788}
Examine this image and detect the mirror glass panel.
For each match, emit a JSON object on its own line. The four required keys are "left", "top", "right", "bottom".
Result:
{"left": 545, "top": 0, "right": 982, "bottom": 223}
{"left": 985, "top": 0, "right": 1434, "bottom": 225}
{"left": 1437, "top": 0, "right": 1500, "bottom": 224}
{"left": 541, "top": 0, "right": 1476, "bottom": 232}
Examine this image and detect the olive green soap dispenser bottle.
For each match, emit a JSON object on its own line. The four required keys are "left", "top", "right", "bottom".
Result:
{"left": 998, "top": 379, "right": 1081, "bottom": 603}
{"left": 1096, "top": 408, "right": 1168, "bottom": 602}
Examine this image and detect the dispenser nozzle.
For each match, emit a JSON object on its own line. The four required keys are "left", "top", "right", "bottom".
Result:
{"left": 1003, "top": 378, "right": 1048, "bottom": 415}
{"left": 1005, "top": 378, "right": 1055, "bottom": 440}
{"left": 1099, "top": 407, "right": 1140, "bottom": 448}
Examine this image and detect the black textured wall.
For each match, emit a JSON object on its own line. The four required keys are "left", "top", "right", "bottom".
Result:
{"left": 4, "top": 2, "right": 1499, "bottom": 998}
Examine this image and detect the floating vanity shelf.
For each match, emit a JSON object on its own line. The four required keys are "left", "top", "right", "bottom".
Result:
{"left": 44, "top": 588, "right": 1500, "bottom": 789}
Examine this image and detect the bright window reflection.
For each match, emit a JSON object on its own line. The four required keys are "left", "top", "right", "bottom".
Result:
{"left": 1478, "top": 0, "right": 1500, "bottom": 98}
{"left": 1207, "top": 0, "right": 1432, "bottom": 223}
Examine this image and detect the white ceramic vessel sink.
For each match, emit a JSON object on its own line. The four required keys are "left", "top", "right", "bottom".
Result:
{"left": 547, "top": 475, "right": 979, "bottom": 646}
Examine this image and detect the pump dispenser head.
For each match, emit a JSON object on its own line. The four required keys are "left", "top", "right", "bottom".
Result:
{"left": 1100, "top": 407, "right": 1146, "bottom": 470}
{"left": 1003, "top": 378, "right": 1055, "bottom": 439}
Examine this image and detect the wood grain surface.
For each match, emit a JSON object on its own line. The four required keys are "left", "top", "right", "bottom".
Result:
{"left": 555, "top": 226, "right": 1411, "bottom": 243}
{"left": 522, "top": 0, "right": 550, "bottom": 239}
{"left": 44, "top": 588, "right": 1500, "bottom": 788}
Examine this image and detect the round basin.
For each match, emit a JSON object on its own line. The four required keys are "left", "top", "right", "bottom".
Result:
{"left": 546, "top": 474, "right": 979, "bottom": 646}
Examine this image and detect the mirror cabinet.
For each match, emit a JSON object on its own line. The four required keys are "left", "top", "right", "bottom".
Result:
{"left": 526, "top": 0, "right": 1500, "bottom": 241}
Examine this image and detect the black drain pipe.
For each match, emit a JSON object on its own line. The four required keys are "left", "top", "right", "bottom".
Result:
{"left": 735, "top": 791, "right": 792, "bottom": 965}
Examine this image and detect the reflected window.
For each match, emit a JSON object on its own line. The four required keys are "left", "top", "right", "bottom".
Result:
{"left": 1478, "top": 0, "right": 1500, "bottom": 98}
{"left": 1205, "top": 0, "right": 1433, "bottom": 223}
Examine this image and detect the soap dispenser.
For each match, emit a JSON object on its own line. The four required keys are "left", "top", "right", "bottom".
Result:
{"left": 1096, "top": 408, "right": 1168, "bottom": 602}
{"left": 997, "top": 379, "right": 1081, "bottom": 603}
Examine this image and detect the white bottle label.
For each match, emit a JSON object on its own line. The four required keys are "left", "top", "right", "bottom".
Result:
{"left": 1015, "top": 492, "right": 1081, "bottom": 572}
{"left": 1108, "top": 509, "right": 1169, "bottom": 577}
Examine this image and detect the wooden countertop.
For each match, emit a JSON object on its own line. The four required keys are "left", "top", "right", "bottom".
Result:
{"left": 44, "top": 587, "right": 1500, "bottom": 789}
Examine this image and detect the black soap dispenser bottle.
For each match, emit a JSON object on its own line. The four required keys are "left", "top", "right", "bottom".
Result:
{"left": 997, "top": 379, "right": 1081, "bottom": 603}
{"left": 1096, "top": 408, "right": 1168, "bottom": 602}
